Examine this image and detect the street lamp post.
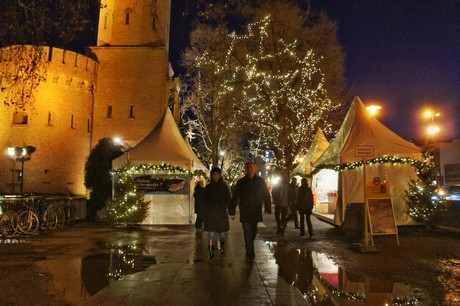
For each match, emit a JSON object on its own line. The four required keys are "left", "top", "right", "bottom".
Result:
{"left": 219, "top": 150, "right": 225, "bottom": 170}
{"left": 423, "top": 110, "right": 441, "bottom": 184}
{"left": 7, "top": 147, "right": 17, "bottom": 193}
{"left": 7, "top": 145, "right": 36, "bottom": 194}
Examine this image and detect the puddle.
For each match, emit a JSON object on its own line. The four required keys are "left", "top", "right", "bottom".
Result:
{"left": 82, "top": 243, "right": 156, "bottom": 295}
{"left": 39, "top": 242, "right": 156, "bottom": 304}
{"left": 268, "top": 242, "right": 418, "bottom": 305}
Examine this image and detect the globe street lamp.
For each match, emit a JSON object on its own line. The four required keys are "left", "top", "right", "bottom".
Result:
{"left": 7, "top": 145, "right": 36, "bottom": 194}
{"left": 424, "top": 110, "right": 440, "bottom": 123}
{"left": 366, "top": 105, "right": 382, "bottom": 116}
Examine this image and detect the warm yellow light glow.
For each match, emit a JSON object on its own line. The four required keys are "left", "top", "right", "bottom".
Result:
{"left": 366, "top": 105, "right": 381, "bottom": 116}
{"left": 113, "top": 137, "right": 122, "bottom": 144}
{"left": 7, "top": 147, "right": 15, "bottom": 157}
{"left": 426, "top": 124, "right": 440, "bottom": 136}
{"left": 424, "top": 110, "right": 440, "bottom": 120}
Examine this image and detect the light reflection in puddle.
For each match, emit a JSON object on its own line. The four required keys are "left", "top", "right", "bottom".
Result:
{"left": 268, "top": 242, "right": 418, "bottom": 305}
{"left": 82, "top": 242, "right": 156, "bottom": 295}
{"left": 40, "top": 242, "right": 157, "bottom": 304}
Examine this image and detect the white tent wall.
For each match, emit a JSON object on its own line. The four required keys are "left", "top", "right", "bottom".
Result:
{"left": 340, "top": 163, "right": 418, "bottom": 226}
{"left": 293, "top": 128, "right": 329, "bottom": 175}
{"left": 143, "top": 193, "right": 192, "bottom": 224}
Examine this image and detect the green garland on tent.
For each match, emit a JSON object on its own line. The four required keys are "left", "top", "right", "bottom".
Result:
{"left": 292, "top": 156, "right": 430, "bottom": 178}
{"left": 111, "top": 163, "right": 208, "bottom": 179}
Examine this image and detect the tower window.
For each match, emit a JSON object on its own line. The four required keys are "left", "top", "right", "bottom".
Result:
{"left": 87, "top": 118, "right": 91, "bottom": 133}
{"left": 12, "top": 111, "right": 28, "bottom": 124}
{"left": 124, "top": 8, "right": 133, "bottom": 25}
{"left": 71, "top": 114, "right": 75, "bottom": 129}
{"left": 129, "top": 105, "right": 134, "bottom": 118}
{"left": 104, "top": 14, "right": 108, "bottom": 30}
{"left": 107, "top": 105, "right": 112, "bottom": 118}
{"left": 47, "top": 112, "right": 52, "bottom": 126}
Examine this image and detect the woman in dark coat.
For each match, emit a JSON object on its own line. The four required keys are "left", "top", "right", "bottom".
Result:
{"left": 297, "top": 178, "right": 314, "bottom": 238}
{"left": 193, "top": 178, "right": 206, "bottom": 232}
{"left": 203, "top": 167, "right": 231, "bottom": 259}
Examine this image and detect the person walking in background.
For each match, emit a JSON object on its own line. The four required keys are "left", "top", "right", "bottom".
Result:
{"left": 230, "top": 161, "right": 271, "bottom": 263}
{"left": 297, "top": 178, "right": 314, "bottom": 238}
{"left": 203, "top": 168, "right": 231, "bottom": 260}
{"left": 286, "top": 177, "right": 299, "bottom": 229}
{"left": 193, "top": 178, "right": 206, "bottom": 233}
{"left": 272, "top": 173, "right": 290, "bottom": 236}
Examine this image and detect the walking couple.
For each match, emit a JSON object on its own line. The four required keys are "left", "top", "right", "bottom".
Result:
{"left": 195, "top": 161, "right": 272, "bottom": 262}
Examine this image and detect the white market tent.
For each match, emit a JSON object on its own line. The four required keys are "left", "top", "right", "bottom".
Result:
{"left": 113, "top": 108, "right": 206, "bottom": 225}
{"left": 293, "top": 128, "right": 329, "bottom": 175}
{"left": 313, "top": 97, "right": 422, "bottom": 226}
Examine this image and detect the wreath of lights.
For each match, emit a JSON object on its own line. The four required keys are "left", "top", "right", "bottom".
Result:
{"left": 111, "top": 163, "right": 208, "bottom": 179}
{"left": 293, "top": 156, "right": 431, "bottom": 178}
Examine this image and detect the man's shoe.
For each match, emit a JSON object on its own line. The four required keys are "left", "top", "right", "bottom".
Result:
{"left": 299, "top": 233, "right": 305, "bottom": 237}
{"left": 220, "top": 242, "right": 225, "bottom": 255}
{"left": 246, "top": 254, "right": 255, "bottom": 263}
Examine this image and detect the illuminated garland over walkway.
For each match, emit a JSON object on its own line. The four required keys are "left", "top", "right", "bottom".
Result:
{"left": 111, "top": 163, "right": 208, "bottom": 179}
{"left": 293, "top": 156, "right": 431, "bottom": 178}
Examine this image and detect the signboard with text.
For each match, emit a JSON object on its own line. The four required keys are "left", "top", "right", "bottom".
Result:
{"left": 114, "top": 174, "right": 190, "bottom": 195}
{"left": 355, "top": 146, "right": 374, "bottom": 157}
{"left": 367, "top": 198, "right": 398, "bottom": 235}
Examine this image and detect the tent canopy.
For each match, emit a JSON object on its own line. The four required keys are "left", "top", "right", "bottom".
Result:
{"left": 293, "top": 128, "right": 329, "bottom": 174}
{"left": 315, "top": 97, "right": 422, "bottom": 165}
{"left": 113, "top": 108, "right": 206, "bottom": 170}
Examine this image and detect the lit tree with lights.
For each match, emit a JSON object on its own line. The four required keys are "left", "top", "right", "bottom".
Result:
{"left": 232, "top": 8, "right": 344, "bottom": 173}
{"left": 182, "top": 1, "right": 345, "bottom": 173}
{"left": 404, "top": 159, "right": 447, "bottom": 225}
{"left": 106, "top": 171, "right": 150, "bottom": 226}
{"left": 181, "top": 21, "right": 244, "bottom": 169}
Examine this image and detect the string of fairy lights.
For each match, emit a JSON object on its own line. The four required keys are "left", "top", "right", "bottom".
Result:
{"left": 111, "top": 163, "right": 207, "bottom": 179}
{"left": 233, "top": 15, "right": 335, "bottom": 168}
{"left": 293, "top": 156, "right": 432, "bottom": 179}
{"left": 185, "top": 14, "right": 339, "bottom": 169}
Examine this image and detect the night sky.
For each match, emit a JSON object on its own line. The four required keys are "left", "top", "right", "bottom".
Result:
{"left": 169, "top": 0, "right": 460, "bottom": 140}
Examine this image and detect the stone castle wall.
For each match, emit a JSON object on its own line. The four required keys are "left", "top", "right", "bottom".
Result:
{"left": 0, "top": 46, "right": 98, "bottom": 195}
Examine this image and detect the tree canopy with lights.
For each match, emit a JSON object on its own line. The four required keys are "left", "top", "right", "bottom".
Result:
{"left": 182, "top": 0, "right": 345, "bottom": 174}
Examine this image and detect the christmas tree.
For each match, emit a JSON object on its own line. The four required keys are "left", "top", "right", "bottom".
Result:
{"left": 405, "top": 160, "right": 447, "bottom": 224}
{"left": 106, "top": 172, "right": 150, "bottom": 226}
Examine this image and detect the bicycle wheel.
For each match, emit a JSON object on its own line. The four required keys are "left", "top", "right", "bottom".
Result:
{"left": 18, "top": 210, "right": 40, "bottom": 234}
{"left": 54, "top": 206, "right": 66, "bottom": 228}
{"left": 42, "top": 208, "right": 58, "bottom": 230}
{"left": 1, "top": 210, "right": 19, "bottom": 238}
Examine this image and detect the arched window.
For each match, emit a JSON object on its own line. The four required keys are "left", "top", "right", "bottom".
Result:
{"left": 124, "top": 8, "right": 133, "bottom": 25}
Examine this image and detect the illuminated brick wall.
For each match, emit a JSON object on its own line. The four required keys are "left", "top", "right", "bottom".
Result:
{"left": 0, "top": 46, "right": 97, "bottom": 195}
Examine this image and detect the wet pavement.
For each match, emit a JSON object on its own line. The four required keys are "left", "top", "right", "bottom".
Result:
{"left": 0, "top": 212, "right": 459, "bottom": 305}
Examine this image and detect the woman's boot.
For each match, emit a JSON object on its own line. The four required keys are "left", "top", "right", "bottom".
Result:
{"left": 208, "top": 241, "right": 214, "bottom": 260}
{"left": 220, "top": 240, "right": 225, "bottom": 256}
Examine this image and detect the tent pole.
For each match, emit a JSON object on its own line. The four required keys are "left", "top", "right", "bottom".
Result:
{"left": 363, "top": 157, "right": 369, "bottom": 246}
{"left": 189, "top": 160, "right": 193, "bottom": 224}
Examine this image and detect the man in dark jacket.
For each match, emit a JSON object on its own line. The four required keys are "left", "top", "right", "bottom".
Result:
{"left": 271, "top": 174, "right": 290, "bottom": 236}
{"left": 297, "top": 178, "right": 314, "bottom": 238}
{"left": 229, "top": 161, "right": 271, "bottom": 262}
{"left": 193, "top": 178, "right": 206, "bottom": 232}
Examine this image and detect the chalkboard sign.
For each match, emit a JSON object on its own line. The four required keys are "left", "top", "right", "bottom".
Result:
{"left": 367, "top": 198, "right": 398, "bottom": 235}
